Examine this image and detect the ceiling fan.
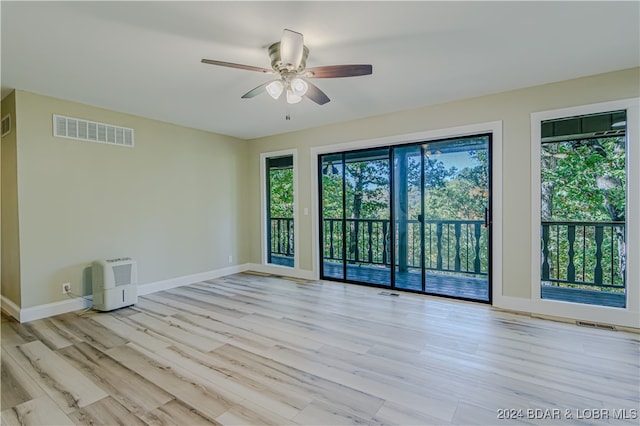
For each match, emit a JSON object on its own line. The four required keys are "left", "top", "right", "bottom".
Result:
{"left": 201, "top": 29, "right": 372, "bottom": 106}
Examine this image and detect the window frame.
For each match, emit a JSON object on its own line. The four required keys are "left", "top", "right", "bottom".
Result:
{"left": 260, "top": 149, "right": 299, "bottom": 269}
{"left": 531, "top": 98, "right": 639, "bottom": 328}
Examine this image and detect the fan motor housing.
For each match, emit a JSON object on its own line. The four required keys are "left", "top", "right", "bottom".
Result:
{"left": 268, "top": 42, "right": 309, "bottom": 73}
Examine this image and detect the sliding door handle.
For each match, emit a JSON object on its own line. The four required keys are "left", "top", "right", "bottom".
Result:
{"left": 484, "top": 208, "right": 489, "bottom": 228}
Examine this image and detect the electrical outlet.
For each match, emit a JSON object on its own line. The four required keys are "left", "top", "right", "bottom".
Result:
{"left": 62, "top": 283, "right": 71, "bottom": 294}
{"left": 228, "top": 255, "right": 233, "bottom": 263}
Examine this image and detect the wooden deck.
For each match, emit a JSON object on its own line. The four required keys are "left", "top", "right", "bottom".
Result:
{"left": 272, "top": 256, "right": 626, "bottom": 307}
{"left": 323, "top": 262, "right": 489, "bottom": 302}
{"left": 269, "top": 256, "right": 294, "bottom": 267}
{"left": 542, "top": 285, "right": 626, "bottom": 308}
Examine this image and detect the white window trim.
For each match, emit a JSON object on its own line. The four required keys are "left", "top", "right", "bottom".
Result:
{"left": 310, "top": 121, "right": 503, "bottom": 304}
{"left": 260, "top": 149, "right": 299, "bottom": 270}
{"left": 530, "top": 98, "right": 639, "bottom": 328}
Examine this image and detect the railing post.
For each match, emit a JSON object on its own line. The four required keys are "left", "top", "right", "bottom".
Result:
{"left": 367, "top": 221, "right": 374, "bottom": 263}
{"left": 614, "top": 224, "right": 626, "bottom": 285}
{"left": 354, "top": 220, "right": 360, "bottom": 263}
{"left": 329, "top": 220, "right": 335, "bottom": 259}
{"left": 454, "top": 222, "right": 461, "bottom": 272}
{"left": 594, "top": 225, "right": 604, "bottom": 286}
{"left": 474, "top": 223, "right": 481, "bottom": 274}
{"left": 566, "top": 224, "right": 575, "bottom": 283}
{"left": 273, "top": 219, "right": 278, "bottom": 254}
{"left": 382, "top": 221, "right": 389, "bottom": 265}
{"left": 541, "top": 224, "right": 550, "bottom": 281}
{"left": 436, "top": 222, "right": 443, "bottom": 270}
{"left": 287, "top": 218, "right": 293, "bottom": 256}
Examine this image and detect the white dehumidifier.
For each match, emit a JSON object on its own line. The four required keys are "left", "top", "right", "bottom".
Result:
{"left": 92, "top": 257, "right": 138, "bottom": 311}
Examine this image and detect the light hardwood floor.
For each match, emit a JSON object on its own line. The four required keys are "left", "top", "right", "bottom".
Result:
{"left": 2, "top": 272, "right": 639, "bottom": 425}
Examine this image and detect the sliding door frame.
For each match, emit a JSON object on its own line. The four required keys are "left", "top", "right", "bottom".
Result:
{"left": 311, "top": 121, "right": 503, "bottom": 303}
{"left": 318, "top": 148, "right": 393, "bottom": 286}
{"left": 318, "top": 152, "right": 347, "bottom": 281}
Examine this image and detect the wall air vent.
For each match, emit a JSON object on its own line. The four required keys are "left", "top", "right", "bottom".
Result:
{"left": 53, "top": 115, "right": 134, "bottom": 147}
{"left": 1, "top": 114, "right": 11, "bottom": 137}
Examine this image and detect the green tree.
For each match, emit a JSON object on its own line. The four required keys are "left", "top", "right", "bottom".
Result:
{"left": 345, "top": 160, "right": 389, "bottom": 220}
{"left": 424, "top": 150, "right": 487, "bottom": 220}
{"left": 541, "top": 136, "right": 626, "bottom": 286}
{"left": 541, "top": 138, "right": 625, "bottom": 222}
{"left": 269, "top": 168, "right": 294, "bottom": 218}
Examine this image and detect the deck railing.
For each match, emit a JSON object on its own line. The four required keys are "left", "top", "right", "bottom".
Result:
{"left": 541, "top": 221, "right": 626, "bottom": 290}
{"left": 270, "top": 217, "right": 294, "bottom": 258}
{"left": 272, "top": 218, "right": 626, "bottom": 293}
{"left": 322, "top": 218, "right": 488, "bottom": 276}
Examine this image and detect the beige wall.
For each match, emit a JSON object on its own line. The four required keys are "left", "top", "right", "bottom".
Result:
{"left": 4, "top": 67, "right": 638, "bottom": 314}
{"left": 1, "top": 91, "right": 21, "bottom": 306}
{"left": 12, "top": 90, "right": 249, "bottom": 309}
{"left": 247, "top": 67, "right": 640, "bottom": 299}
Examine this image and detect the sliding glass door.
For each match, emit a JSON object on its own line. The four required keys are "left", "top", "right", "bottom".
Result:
{"left": 421, "top": 137, "right": 490, "bottom": 300}
{"left": 393, "top": 145, "right": 423, "bottom": 290}
{"left": 320, "top": 150, "right": 390, "bottom": 285}
{"left": 345, "top": 149, "right": 391, "bottom": 285}
{"left": 320, "top": 135, "right": 491, "bottom": 302}
{"left": 320, "top": 154, "right": 344, "bottom": 280}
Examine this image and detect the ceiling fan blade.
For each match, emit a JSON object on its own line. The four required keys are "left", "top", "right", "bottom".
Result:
{"left": 201, "top": 59, "right": 273, "bottom": 74}
{"left": 280, "top": 29, "right": 304, "bottom": 69}
{"left": 304, "top": 64, "right": 373, "bottom": 78}
{"left": 305, "top": 81, "right": 330, "bottom": 105}
{"left": 241, "top": 81, "right": 271, "bottom": 99}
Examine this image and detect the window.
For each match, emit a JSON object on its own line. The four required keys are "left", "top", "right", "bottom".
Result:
{"left": 263, "top": 152, "right": 296, "bottom": 268}
{"left": 540, "top": 111, "right": 627, "bottom": 308}
{"left": 532, "top": 98, "right": 639, "bottom": 328}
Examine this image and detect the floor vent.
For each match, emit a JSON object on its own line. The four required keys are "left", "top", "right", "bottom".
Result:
{"left": 378, "top": 291, "right": 400, "bottom": 297}
{"left": 283, "top": 277, "right": 312, "bottom": 284}
{"left": 243, "top": 271, "right": 272, "bottom": 277}
{"left": 53, "top": 114, "right": 134, "bottom": 147}
{"left": 1, "top": 114, "right": 11, "bottom": 137}
{"left": 576, "top": 321, "right": 617, "bottom": 331}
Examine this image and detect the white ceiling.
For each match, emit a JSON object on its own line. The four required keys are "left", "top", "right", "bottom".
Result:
{"left": 2, "top": 1, "right": 638, "bottom": 140}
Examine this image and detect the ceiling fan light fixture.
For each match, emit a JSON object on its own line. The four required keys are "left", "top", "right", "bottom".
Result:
{"left": 266, "top": 80, "right": 284, "bottom": 99}
{"left": 286, "top": 88, "right": 303, "bottom": 104}
{"left": 290, "top": 77, "right": 308, "bottom": 96}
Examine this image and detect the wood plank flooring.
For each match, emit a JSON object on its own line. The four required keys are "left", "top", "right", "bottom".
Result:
{"left": 2, "top": 272, "right": 639, "bottom": 425}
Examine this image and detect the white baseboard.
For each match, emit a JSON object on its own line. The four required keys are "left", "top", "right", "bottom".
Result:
{"left": 137, "top": 264, "right": 250, "bottom": 295}
{"left": 18, "top": 295, "right": 93, "bottom": 324}
{"left": 7, "top": 264, "right": 251, "bottom": 323}
{"left": 245, "top": 263, "right": 316, "bottom": 281}
{"left": 1, "top": 295, "right": 21, "bottom": 322}
{"left": 493, "top": 294, "right": 640, "bottom": 329}
{"left": 492, "top": 294, "right": 533, "bottom": 313}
